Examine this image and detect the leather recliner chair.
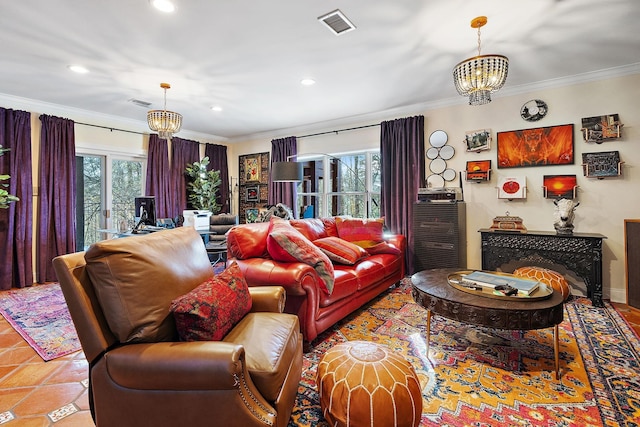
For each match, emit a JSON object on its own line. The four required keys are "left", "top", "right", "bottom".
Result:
{"left": 52, "top": 226, "right": 302, "bottom": 427}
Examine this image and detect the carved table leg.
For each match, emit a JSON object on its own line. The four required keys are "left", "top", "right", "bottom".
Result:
{"left": 425, "top": 309, "right": 431, "bottom": 358}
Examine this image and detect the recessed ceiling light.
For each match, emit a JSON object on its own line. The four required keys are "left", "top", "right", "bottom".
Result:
{"left": 68, "top": 65, "right": 89, "bottom": 74}
{"left": 301, "top": 78, "right": 316, "bottom": 86}
{"left": 150, "top": 0, "right": 176, "bottom": 13}
{"left": 211, "top": 106, "right": 223, "bottom": 112}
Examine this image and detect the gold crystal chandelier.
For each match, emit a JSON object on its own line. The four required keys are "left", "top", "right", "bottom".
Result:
{"left": 453, "top": 16, "right": 509, "bottom": 106}
{"left": 147, "top": 82, "right": 182, "bottom": 140}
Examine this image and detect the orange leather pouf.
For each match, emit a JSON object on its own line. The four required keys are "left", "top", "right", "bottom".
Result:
{"left": 513, "top": 266, "right": 572, "bottom": 300}
{"left": 316, "top": 341, "right": 422, "bottom": 427}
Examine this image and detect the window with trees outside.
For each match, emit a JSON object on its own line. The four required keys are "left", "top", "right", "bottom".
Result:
{"left": 295, "top": 151, "right": 380, "bottom": 219}
{"left": 76, "top": 153, "right": 145, "bottom": 249}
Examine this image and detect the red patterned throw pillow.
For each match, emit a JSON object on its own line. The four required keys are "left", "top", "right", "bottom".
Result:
{"left": 314, "top": 236, "right": 369, "bottom": 265}
{"left": 267, "top": 218, "right": 335, "bottom": 294}
{"left": 335, "top": 217, "right": 385, "bottom": 248}
{"left": 366, "top": 241, "right": 401, "bottom": 255}
{"left": 170, "top": 263, "right": 252, "bottom": 342}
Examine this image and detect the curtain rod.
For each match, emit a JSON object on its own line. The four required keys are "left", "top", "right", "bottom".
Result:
{"left": 76, "top": 121, "right": 146, "bottom": 136}
{"left": 297, "top": 123, "right": 380, "bottom": 139}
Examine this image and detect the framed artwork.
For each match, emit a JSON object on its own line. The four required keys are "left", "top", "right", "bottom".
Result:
{"left": 581, "top": 114, "right": 623, "bottom": 143}
{"left": 582, "top": 151, "right": 622, "bottom": 178}
{"left": 244, "top": 156, "right": 261, "bottom": 182}
{"left": 245, "top": 185, "right": 259, "bottom": 202}
{"left": 245, "top": 208, "right": 259, "bottom": 223}
{"left": 497, "top": 124, "right": 574, "bottom": 168}
{"left": 465, "top": 160, "right": 491, "bottom": 181}
{"left": 498, "top": 176, "right": 526, "bottom": 199}
{"left": 464, "top": 129, "right": 491, "bottom": 152}
{"left": 543, "top": 175, "right": 577, "bottom": 199}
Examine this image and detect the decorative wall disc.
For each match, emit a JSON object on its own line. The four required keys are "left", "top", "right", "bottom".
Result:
{"left": 442, "top": 168, "right": 457, "bottom": 181}
{"left": 426, "top": 147, "right": 440, "bottom": 159}
{"left": 429, "top": 158, "right": 446, "bottom": 174}
{"left": 520, "top": 99, "right": 548, "bottom": 122}
{"left": 426, "top": 174, "right": 445, "bottom": 188}
{"left": 439, "top": 145, "right": 455, "bottom": 160}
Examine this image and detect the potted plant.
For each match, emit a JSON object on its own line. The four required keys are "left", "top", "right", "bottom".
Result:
{"left": 0, "top": 145, "right": 19, "bottom": 209}
{"left": 185, "top": 156, "right": 221, "bottom": 214}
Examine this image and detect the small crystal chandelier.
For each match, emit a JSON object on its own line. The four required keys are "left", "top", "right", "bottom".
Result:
{"left": 453, "top": 16, "right": 509, "bottom": 106}
{"left": 147, "top": 82, "right": 183, "bottom": 140}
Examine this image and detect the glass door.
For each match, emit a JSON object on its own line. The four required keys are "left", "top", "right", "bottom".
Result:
{"left": 76, "top": 154, "right": 144, "bottom": 249}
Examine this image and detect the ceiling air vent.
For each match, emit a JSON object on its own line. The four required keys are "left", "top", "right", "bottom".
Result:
{"left": 128, "top": 98, "right": 152, "bottom": 108}
{"left": 318, "top": 9, "right": 356, "bottom": 35}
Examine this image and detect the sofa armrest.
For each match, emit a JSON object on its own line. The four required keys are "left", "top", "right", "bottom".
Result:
{"left": 104, "top": 342, "right": 249, "bottom": 390}
{"left": 248, "top": 286, "right": 286, "bottom": 313}
{"left": 234, "top": 258, "right": 319, "bottom": 296}
{"left": 385, "top": 234, "right": 406, "bottom": 252}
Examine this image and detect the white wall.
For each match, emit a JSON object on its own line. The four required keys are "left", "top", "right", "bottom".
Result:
{"left": 232, "top": 74, "right": 640, "bottom": 303}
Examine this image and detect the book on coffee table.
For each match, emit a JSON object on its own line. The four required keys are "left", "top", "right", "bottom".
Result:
{"left": 461, "top": 271, "right": 540, "bottom": 296}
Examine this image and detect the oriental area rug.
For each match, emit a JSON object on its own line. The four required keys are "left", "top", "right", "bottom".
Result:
{"left": 288, "top": 278, "right": 640, "bottom": 427}
{"left": 0, "top": 283, "right": 81, "bottom": 361}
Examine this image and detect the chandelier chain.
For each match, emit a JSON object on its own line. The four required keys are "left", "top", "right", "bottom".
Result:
{"left": 477, "top": 26, "right": 482, "bottom": 56}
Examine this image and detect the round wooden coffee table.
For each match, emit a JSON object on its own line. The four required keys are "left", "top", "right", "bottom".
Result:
{"left": 411, "top": 268, "right": 565, "bottom": 379}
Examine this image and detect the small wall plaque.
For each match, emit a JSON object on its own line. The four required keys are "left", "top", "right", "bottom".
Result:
{"left": 582, "top": 151, "right": 622, "bottom": 179}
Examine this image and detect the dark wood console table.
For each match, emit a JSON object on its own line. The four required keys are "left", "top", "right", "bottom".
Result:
{"left": 479, "top": 229, "right": 606, "bottom": 307}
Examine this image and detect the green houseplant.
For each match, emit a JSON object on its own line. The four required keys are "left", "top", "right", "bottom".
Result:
{"left": 185, "top": 156, "right": 221, "bottom": 213}
{"left": 0, "top": 145, "right": 19, "bottom": 209}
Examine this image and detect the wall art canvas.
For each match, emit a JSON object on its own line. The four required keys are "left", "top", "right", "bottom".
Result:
{"left": 498, "top": 176, "right": 526, "bottom": 199}
{"left": 582, "top": 151, "right": 622, "bottom": 178}
{"left": 245, "top": 185, "right": 259, "bottom": 202}
{"left": 464, "top": 129, "right": 491, "bottom": 152}
{"left": 245, "top": 208, "right": 259, "bottom": 223}
{"left": 543, "top": 174, "right": 577, "bottom": 199}
{"left": 497, "top": 124, "right": 574, "bottom": 168}
{"left": 581, "top": 114, "right": 622, "bottom": 143}
{"left": 465, "top": 160, "right": 491, "bottom": 181}
{"left": 244, "top": 156, "right": 261, "bottom": 182}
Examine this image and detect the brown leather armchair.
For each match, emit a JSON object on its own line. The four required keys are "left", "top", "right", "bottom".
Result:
{"left": 53, "top": 227, "right": 302, "bottom": 427}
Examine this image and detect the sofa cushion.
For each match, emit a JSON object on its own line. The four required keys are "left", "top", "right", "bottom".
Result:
{"left": 227, "top": 222, "right": 270, "bottom": 259}
{"left": 266, "top": 218, "right": 335, "bottom": 294}
{"left": 335, "top": 217, "right": 385, "bottom": 248}
{"left": 84, "top": 227, "right": 213, "bottom": 344}
{"left": 321, "top": 217, "right": 340, "bottom": 237}
{"left": 170, "top": 263, "right": 252, "bottom": 341}
{"left": 314, "top": 236, "right": 369, "bottom": 265}
{"left": 290, "top": 218, "right": 329, "bottom": 241}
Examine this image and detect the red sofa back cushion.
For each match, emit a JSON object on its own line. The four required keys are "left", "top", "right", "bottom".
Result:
{"left": 227, "top": 222, "right": 270, "bottom": 259}
{"left": 290, "top": 218, "right": 328, "bottom": 241}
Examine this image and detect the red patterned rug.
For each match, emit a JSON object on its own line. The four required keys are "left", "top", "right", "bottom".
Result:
{"left": 0, "top": 283, "right": 81, "bottom": 361}
{"left": 288, "top": 278, "right": 640, "bottom": 426}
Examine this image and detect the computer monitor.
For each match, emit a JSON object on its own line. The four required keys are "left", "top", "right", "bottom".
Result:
{"left": 134, "top": 196, "right": 156, "bottom": 226}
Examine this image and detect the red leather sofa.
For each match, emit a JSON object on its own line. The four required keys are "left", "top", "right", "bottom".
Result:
{"left": 227, "top": 217, "right": 406, "bottom": 345}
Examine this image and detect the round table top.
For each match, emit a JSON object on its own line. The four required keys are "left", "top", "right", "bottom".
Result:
{"left": 411, "top": 268, "right": 565, "bottom": 330}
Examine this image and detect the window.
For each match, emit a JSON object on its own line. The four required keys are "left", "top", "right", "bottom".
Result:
{"left": 75, "top": 153, "right": 144, "bottom": 249}
{"left": 296, "top": 151, "right": 380, "bottom": 219}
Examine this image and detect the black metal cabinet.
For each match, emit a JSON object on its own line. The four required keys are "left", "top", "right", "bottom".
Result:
{"left": 413, "top": 202, "right": 466, "bottom": 271}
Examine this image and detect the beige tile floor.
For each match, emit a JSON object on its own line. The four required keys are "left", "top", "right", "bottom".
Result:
{"left": 1, "top": 296, "right": 640, "bottom": 426}
{"left": 0, "top": 316, "right": 93, "bottom": 426}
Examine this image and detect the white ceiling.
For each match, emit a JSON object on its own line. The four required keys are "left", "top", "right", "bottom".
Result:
{"left": 1, "top": 0, "right": 639, "bottom": 142}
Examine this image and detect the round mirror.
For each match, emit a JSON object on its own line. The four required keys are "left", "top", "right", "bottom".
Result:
{"left": 439, "top": 145, "right": 455, "bottom": 160}
{"left": 429, "top": 158, "right": 446, "bottom": 174}
{"left": 426, "top": 174, "right": 445, "bottom": 188}
{"left": 426, "top": 147, "right": 440, "bottom": 160}
{"left": 429, "top": 130, "right": 448, "bottom": 148}
{"left": 442, "top": 168, "right": 457, "bottom": 181}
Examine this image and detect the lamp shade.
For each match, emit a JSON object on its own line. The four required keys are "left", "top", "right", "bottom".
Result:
{"left": 271, "top": 161, "right": 303, "bottom": 182}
